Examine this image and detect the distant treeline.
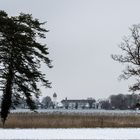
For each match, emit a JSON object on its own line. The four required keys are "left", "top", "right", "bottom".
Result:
{"left": 0, "top": 93, "right": 139, "bottom": 110}
{"left": 101, "top": 94, "right": 139, "bottom": 110}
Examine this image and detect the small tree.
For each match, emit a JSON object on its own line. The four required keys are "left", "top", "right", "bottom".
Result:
{"left": 41, "top": 96, "right": 52, "bottom": 108}
{"left": 75, "top": 102, "right": 78, "bottom": 109}
{"left": 110, "top": 94, "right": 127, "bottom": 110}
{"left": 0, "top": 11, "right": 52, "bottom": 124}
{"left": 112, "top": 24, "right": 140, "bottom": 93}
{"left": 100, "top": 100, "right": 111, "bottom": 110}
{"left": 87, "top": 98, "right": 96, "bottom": 109}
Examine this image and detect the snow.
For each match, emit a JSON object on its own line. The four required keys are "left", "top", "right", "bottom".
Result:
{"left": 0, "top": 128, "right": 140, "bottom": 139}
{"left": 5, "top": 109, "right": 140, "bottom": 139}
{"left": 11, "top": 109, "right": 140, "bottom": 116}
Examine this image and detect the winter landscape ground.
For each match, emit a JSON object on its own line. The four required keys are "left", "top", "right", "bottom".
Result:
{"left": 0, "top": 109, "right": 140, "bottom": 139}
{"left": 10, "top": 108, "right": 140, "bottom": 115}
{"left": 0, "top": 128, "right": 140, "bottom": 139}
{"left": 1, "top": 109, "right": 140, "bottom": 128}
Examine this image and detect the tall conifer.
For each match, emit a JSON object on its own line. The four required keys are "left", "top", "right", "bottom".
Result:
{"left": 0, "top": 11, "right": 52, "bottom": 124}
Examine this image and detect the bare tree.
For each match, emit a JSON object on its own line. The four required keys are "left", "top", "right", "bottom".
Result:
{"left": 112, "top": 24, "right": 140, "bottom": 93}
{"left": 87, "top": 97, "right": 96, "bottom": 109}
{"left": 41, "top": 96, "right": 52, "bottom": 109}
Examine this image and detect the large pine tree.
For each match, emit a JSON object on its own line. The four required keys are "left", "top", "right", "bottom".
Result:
{"left": 0, "top": 11, "right": 52, "bottom": 124}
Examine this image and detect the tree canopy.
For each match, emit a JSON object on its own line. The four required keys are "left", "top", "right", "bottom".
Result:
{"left": 0, "top": 10, "right": 52, "bottom": 124}
{"left": 112, "top": 24, "right": 140, "bottom": 93}
{"left": 41, "top": 96, "right": 52, "bottom": 108}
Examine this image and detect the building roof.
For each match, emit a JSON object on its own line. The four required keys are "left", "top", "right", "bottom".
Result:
{"left": 61, "top": 99, "right": 95, "bottom": 103}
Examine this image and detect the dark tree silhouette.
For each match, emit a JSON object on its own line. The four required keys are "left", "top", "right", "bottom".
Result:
{"left": 41, "top": 96, "right": 52, "bottom": 108}
{"left": 0, "top": 11, "right": 52, "bottom": 124}
{"left": 87, "top": 98, "right": 96, "bottom": 109}
{"left": 112, "top": 24, "right": 140, "bottom": 93}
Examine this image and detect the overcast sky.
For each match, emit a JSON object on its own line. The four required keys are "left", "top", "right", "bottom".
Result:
{"left": 1, "top": 0, "right": 140, "bottom": 101}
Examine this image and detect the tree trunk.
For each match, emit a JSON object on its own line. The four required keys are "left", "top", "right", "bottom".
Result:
{"left": 1, "top": 65, "right": 14, "bottom": 125}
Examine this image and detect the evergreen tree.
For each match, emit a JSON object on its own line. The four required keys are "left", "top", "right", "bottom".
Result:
{"left": 0, "top": 11, "right": 52, "bottom": 124}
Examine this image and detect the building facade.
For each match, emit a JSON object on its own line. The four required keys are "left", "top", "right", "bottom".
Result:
{"left": 61, "top": 98, "right": 96, "bottom": 109}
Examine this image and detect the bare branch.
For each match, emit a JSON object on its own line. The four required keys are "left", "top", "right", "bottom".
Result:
{"left": 112, "top": 24, "right": 140, "bottom": 92}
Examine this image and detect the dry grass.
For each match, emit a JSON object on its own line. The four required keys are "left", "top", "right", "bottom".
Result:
{"left": 1, "top": 112, "right": 140, "bottom": 128}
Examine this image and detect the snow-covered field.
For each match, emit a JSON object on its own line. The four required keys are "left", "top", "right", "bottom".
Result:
{"left": 0, "top": 128, "right": 140, "bottom": 139}
{"left": 11, "top": 108, "right": 140, "bottom": 116}
{"left": 4, "top": 109, "right": 140, "bottom": 139}
{"left": 2, "top": 109, "right": 140, "bottom": 139}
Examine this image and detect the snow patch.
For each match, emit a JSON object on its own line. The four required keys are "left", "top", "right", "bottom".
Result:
{"left": 0, "top": 128, "right": 140, "bottom": 139}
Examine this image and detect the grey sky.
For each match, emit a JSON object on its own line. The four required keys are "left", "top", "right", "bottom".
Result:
{"left": 1, "top": 0, "right": 140, "bottom": 101}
